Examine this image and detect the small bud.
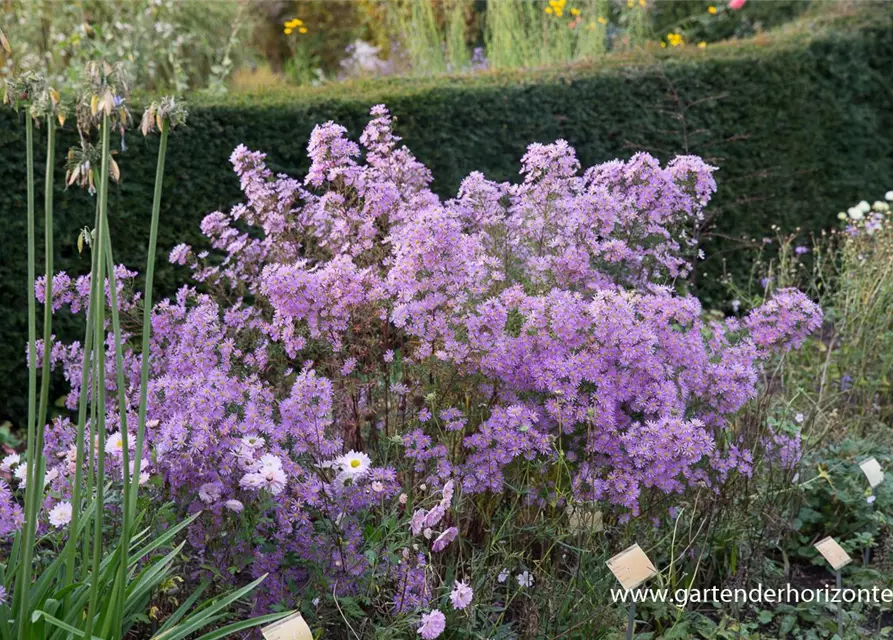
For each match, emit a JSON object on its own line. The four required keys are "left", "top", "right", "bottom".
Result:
{"left": 0, "top": 28, "right": 10, "bottom": 54}
{"left": 109, "top": 158, "right": 120, "bottom": 182}
{"left": 90, "top": 94, "right": 99, "bottom": 116}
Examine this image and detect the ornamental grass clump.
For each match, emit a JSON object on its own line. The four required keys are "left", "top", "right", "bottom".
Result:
{"left": 1, "top": 55, "right": 288, "bottom": 639}
{"left": 33, "top": 104, "right": 823, "bottom": 636}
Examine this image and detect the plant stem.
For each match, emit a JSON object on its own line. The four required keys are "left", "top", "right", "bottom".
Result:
{"left": 12, "top": 109, "right": 36, "bottom": 639}
{"left": 130, "top": 119, "right": 168, "bottom": 514}
{"left": 64, "top": 197, "right": 101, "bottom": 587}
{"left": 32, "top": 116, "right": 55, "bottom": 499}
{"left": 15, "top": 114, "right": 54, "bottom": 640}
{"left": 84, "top": 113, "right": 111, "bottom": 640}
{"left": 102, "top": 215, "right": 131, "bottom": 640}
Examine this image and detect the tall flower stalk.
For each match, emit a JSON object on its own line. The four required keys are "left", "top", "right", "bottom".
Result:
{"left": 1, "top": 59, "right": 282, "bottom": 640}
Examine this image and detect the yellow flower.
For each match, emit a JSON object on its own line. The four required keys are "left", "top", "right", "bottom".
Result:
{"left": 638, "top": 0, "right": 645, "bottom": 6}
{"left": 570, "top": 7, "right": 580, "bottom": 16}
{"left": 597, "top": 16, "right": 607, "bottom": 24}
{"left": 708, "top": 5, "right": 718, "bottom": 14}
{"left": 627, "top": 0, "right": 633, "bottom": 6}
{"left": 666, "top": 32, "right": 684, "bottom": 47}
{"left": 660, "top": 42, "right": 667, "bottom": 48}
{"left": 545, "top": 6, "right": 553, "bottom": 13}
{"left": 284, "top": 27, "right": 293, "bottom": 35}
{"left": 697, "top": 41, "right": 707, "bottom": 48}
{"left": 299, "top": 27, "right": 308, "bottom": 34}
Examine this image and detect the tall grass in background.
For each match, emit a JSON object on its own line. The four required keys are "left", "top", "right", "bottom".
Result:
{"left": 0, "top": 56, "right": 287, "bottom": 640}
{"left": 386, "top": 0, "right": 473, "bottom": 75}
{"left": 486, "top": 0, "right": 609, "bottom": 70}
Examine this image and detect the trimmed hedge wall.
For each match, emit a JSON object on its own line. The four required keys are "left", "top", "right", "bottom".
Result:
{"left": 1, "top": 17, "right": 892, "bottom": 425}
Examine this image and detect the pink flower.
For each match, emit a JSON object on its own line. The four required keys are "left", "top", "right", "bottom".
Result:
{"left": 449, "top": 580, "right": 473, "bottom": 610}
{"left": 432, "top": 526, "right": 458, "bottom": 552}
{"left": 728, "top": 0, "right": 746, "bottom": 9}
{"left": 417, "top": 610, "right": 446, "bottom": 639}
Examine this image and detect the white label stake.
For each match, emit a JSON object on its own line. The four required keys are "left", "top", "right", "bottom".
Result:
{"left": 261, "top": 611, "right": 313, "bottom": 640}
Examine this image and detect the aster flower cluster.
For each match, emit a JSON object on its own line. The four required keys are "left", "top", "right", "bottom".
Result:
{"left": 29, "top": 105, "right": 822, "bottom": 623}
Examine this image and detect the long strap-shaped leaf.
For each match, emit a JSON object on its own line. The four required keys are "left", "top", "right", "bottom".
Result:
{"left": 150, "top": 574, "right": 270, "bottom": 640}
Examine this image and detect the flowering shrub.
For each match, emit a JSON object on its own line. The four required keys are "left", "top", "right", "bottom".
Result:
{"left": 29, "top": 105, "right": 821, "bottom": 633}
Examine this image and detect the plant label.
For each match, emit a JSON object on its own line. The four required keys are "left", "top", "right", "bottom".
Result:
{"left": 606, "top": 543, "right": 657, "bottom": 591}
{"left": 815, "top": 537, "right": 852, "bottom": 570}
{"left": 569, "top": 506, "right": 604, "bottom": 533}
{"left": 261, "top": 611, "right": 313, "bottom": 640}
{"left": 859, "top": 457, "right": 884, "bottom": 488}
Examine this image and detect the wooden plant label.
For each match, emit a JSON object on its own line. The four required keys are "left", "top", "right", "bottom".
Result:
{"left": 261, "top": 611, "right": 313, "bottom": 640}
{"left": 859, "top": 457, "right": 885, "bottom": 488}
{"left": 814, "top": 537, "right": 852, "bottom": 571}
{"left": 606, "top": 543, "right": 657, "bottom": 591}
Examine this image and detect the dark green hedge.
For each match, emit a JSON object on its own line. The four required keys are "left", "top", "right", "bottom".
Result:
{"left": 1, "top": 17, "right": 892, "bottom": 425}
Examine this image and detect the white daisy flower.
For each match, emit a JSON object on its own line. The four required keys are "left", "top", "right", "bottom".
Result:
{"left": 497, "top": 568, "right": 510, "bottom": 584}
{"left": 335, "top": 450, "right": 372, "bottom": 480}
{"left": 240, "top": 454, "right": 286, "bottom": 495}
{"left": 14, "top": 463, "right": 28, "bottom": 488}
{"left": 885, "top": 190, "right": 893, "bottom": 202}
{"left": 1, "top": 452, "right": 20, "bottom": 472}
{"left": 48, "top": 501, "right": 73, "bottom": 528}
{"left": 105, "top": 432, "right": 125, "bottom": 456}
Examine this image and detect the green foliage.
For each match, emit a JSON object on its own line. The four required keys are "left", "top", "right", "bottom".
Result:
{"left": 0, "top": 0, "right": 252, "bottom": 92}
{"left": 1, "top": 12, "right": 891, "bottom": 431}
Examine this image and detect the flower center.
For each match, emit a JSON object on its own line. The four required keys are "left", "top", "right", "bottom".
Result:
{"left": 350, "top": 459, "right": 361, "bottom": 468}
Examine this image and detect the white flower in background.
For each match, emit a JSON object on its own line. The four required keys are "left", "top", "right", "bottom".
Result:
{"left": 105, "top": 431, "right": 124, "bottom": 456}
{"left": 334, "top": 450, "right": 371, "bottom": 481}
{"left": 45, "top": 467, "right": 59, "bottom": 485}
{"left": 48, "top": 501, "right": 73, "bottom": 528}
{"left": 371, "top": 481, "right": 384, "bottom": 493}
{"left": 872, "top": 201, "right": 889, "bottom": 212}
{"left": 224, "top": 499, "right": 244, "bottom": 513}
{"left": 885, "top": 190, "right": 893, "bottom": 201}
{"left": 837, "top": 212, "right": 848, "bottom": 220}
{"left": 123, "top": 458, "right": 151, "bottom": 485}
{"left": 497, "top": 568, "right": 510, "bottom": 583}
{"left": 239, "top": 454, "right": 286, "bottom": 495}
{"left": 312, "top": 597, "right": 320, "bottom": 607}
{"left": 857, "top": 200, "right": 871, "bottom": 214}
{"left": 848, "top": 206, "right": 864, "bottom": 221}
{"left": 794, "top": 413, "right": 805, "bottom": 424}
{"left": 199, "top": 482, "right": 221, "bottom": 503}
{"left": 13, "top": 463, "right": 28, "bottom": 488}
{"left": 1, "top": 452, "right": 20, "bottom": 472}
{"left": 867, "top": 495, "right": 876, "bottom": 505}
{"left": 516, "top": 571, "right": 534, "bottom": 588}
{"left": 237, "top": 434, "right": 265, "bottom": 457}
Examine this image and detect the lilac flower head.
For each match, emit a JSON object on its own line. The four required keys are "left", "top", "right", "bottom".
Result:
{"left": 417, "top": 610, "right": 446, "bottom": 639}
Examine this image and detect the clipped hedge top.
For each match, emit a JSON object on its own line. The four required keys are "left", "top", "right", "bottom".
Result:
{"left": 183, "top": 2, "right": 889, "bottom": 109}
